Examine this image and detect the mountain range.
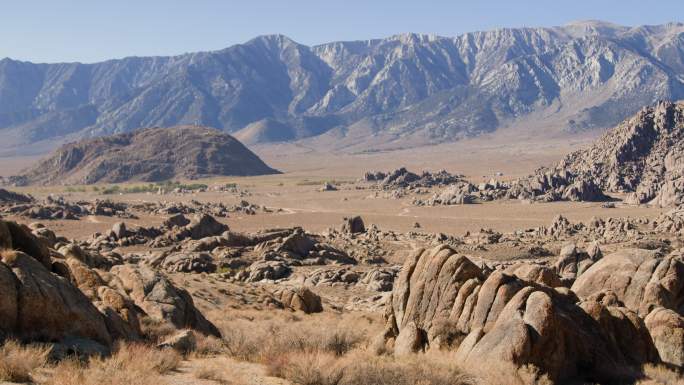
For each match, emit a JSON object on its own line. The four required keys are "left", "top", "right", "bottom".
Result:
{"left": 1, "top": 20, "right": 684, "bottom": 154}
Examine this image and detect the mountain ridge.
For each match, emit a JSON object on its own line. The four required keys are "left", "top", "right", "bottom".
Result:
{"left": 1, "top": 20, "right": 684, "bottom": 153}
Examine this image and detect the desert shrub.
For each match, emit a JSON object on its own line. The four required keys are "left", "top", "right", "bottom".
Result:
{"left": 267, "top": 350, "right": 476, "bottom": 385}
{"left": 99, "top": 181, "right": 208, "bottom": 195}
{"left": 48, "top": 358, "right": 157, "bottom": 385}
{"left": 139, "top": 317, "right": 178, "bottom": 343}
{"left": 191, "top": 334, "right": 226, "bottom": 357}
{"left": 296, "top": 179, "right": 350, "bottom": 186}
{"left": 64, "top": 186, "right": 87, "bottom": 193}
{"left": 636, "top": 364, "right": 684, "bottom": 385}
{"left": 267, "top": 351, "right": 343, "bottom": 385}
{"left": 218, "top": 313, "right": 369, "bottom": 362}
{"left": 98, "top": 342, "right": 181, "bottom": 375}
{"left": 101, "top": 185, "right": 121, "bottom": 195}
{"left": 0, "top": 340, "right": 49, "bottom": 383}
{"left": 194, "top": 361, "right": 230, "bottom": 384}
{"left": 214, "top": 311, "right": 479, "bottom": 385}
{"left": 45, "top": 342, "right": 181, "bottom": 385}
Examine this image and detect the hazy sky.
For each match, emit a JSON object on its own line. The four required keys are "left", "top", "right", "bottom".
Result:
{"left": 2, "top": 0, "right": 683, "bottom": 63}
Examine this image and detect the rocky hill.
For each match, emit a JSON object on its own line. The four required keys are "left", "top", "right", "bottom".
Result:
{"left": 1, "top": 21, "right": 684, "bottom": 152}
{"left": 19, "top": 126, "right": 279, "bottom": 185}
{"left": 558, "top": 101, "right": 684, "bottom": 206}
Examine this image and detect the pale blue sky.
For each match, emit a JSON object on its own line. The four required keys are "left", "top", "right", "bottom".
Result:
{"left": 2, "top": 0, "right": 683, "bottom": 63}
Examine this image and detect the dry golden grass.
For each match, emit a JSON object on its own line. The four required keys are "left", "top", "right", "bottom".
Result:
{"left": 468, "top": 362, "right": 553, "bottom": 385}
{"left": 194, "top": 360, "right": 231, "bottom": 384}
{"left": 139, "top": 317, "right": 178, "bottom": 343}
{"left": 191, "top": 333, "right": 226, "bottom": 357}
{"left": 208, "top": 309, "right": 476, "bottom": 385}
{"left": 267, "top": 349, "right": 475, "bottom": 385}
{"left": 636, "top": 364, "right": 684, "bottom": 385}
{"left": 0, "top": 340, "right": 50, "bottom": 383}
{"left": 44, "top": 342, "right": 181, "bottom": 385}
{"left": 216, "top": 311, "right": 374, "bottom": 362}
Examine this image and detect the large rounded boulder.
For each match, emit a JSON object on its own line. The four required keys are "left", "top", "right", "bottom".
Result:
{"left": 571, "top": 249, "right": 684, "bottom": 316}
{"left": 382, "top": 245, "right": 662, "bottom": 384}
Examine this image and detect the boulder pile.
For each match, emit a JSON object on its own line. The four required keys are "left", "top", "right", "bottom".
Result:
{"left": 0, "top": 218, "right": 220, "bottom": 353}
{"left": 559, "top": 100, "right": 684, "bottom": 207}
{"left": 1, "top": 196, "right": 135, "bottom": 220}
{"left": 364, "top": 168, "right": 464, "bottom": 189}
{"left": 379, "top": 244, "right": 684, "bottom": 383}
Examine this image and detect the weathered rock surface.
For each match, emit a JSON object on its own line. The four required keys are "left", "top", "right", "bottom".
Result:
{"left": 1, "top": 249, "right": 112, "bottom": 346}
{"left": 571, "top": 249, "right": 684, "bottom": 316}
{"left": 644, "top": 307, "right": 684, "bottom": 367}
{"left": 416, "top": 182, "right": 475, "bottom": 205}
{"left": 382, "top": 245, "right": 668, "bottom": 383}
{"left": 109, "top": 264, "right": 220, "bottom": 337}
{"left": 1, "top": 196, "right": 134, "bottom": 220}
{"left": 0, "top": 189, "right": 33, "bottom": 204}
{"left": 552, "top": 243, "right": 602, "bottom": 284}
{"left": 272, "top": 287, "right": 323, "bottom": 313}
{"left": 245, "top": 260, "right": 292, "bottom": 282}
{"left": 153, "top": 214, "right": 228, "bottom": 245}
{"left": 505, "top": 262, "right": 562, "bottom": 288}
{"left": 341, "top": 216, "right": 366, "bottom": 234}
{"left": 366, "top": 168, "right": 463, "bottom": 189}
{"left": 159, "top": 252, "right": 217, "bottom": 273}
{"left": 0, "top": 217, "right": 221, "bottom": 348}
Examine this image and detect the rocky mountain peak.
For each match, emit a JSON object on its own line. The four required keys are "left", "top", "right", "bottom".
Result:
{"left": 559, "top": 100, "right": 684, "bottom": 206}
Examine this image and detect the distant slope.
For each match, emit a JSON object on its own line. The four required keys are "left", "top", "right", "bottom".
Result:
{"left": 1, "top": 21, "right": 684, "bottom": 152}
{"left": 20, "top": 126, "right": 280, "bottom": 185}
{"left": 558, "top": 100, "right": 684, "bottom": 206}
{"left": 233, "top": 118, "right": 297, "bottom": 145}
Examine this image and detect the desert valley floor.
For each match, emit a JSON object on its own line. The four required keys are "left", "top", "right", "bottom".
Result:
{"left": 1, "top": 114, "right": 684, "bottom": 385}
{"left": 3, "top": 131, "right": 640, "bottom": 237}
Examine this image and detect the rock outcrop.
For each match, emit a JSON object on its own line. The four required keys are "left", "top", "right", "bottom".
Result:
{"left": 571, "top": 249, "right": 684, "bottom": 316}
{"left": 20, "top": 126, "right": 280, "bottom": 185}
{"left": 366, "top": 168, "right": 463, "bottom": 189}
{"left": 0, "top": 189, "right": 33, "bottom": 204}
{"left": 644, "top": 307, "right": 684, "bottom": 367}
{"left": 0, "top": 249, "right": 112, "bottom": 346}
{"left": 559, "top": 101, "right": 684, "bottom": 207}
{"left": 0, "top": 218, "right": 220, "bottom": 350}
{"left": 108, "top": 264, "right": 220, "bottom": 337}
{"left": 381, "top": 245, "right": 673, "bottom": 383}
{"left": 552, "top": 243, "right": 602, "bottom": 285}
{"left": 272, "top": 287, "right": 323, "bottom": 314}
{"left": 341, "top": 216, "right": 366, "bottom": 234}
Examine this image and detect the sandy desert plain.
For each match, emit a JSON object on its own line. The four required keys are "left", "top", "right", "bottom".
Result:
{"left": 1, "top": 131, "right": 661, "bottom": 239}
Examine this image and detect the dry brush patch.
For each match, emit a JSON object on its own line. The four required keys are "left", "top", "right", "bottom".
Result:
{"left": 636, "top": 364, "right": 684, "bottom": 385}
{"left": 214, "top": 310, "right": 379, "bottom": 362}
{"left": 44, "top": 342, "right": 181, "bottom": 385}
{"left": 0, "top": 340, "right": 50, "bottom": 383}
{"left": 139, "top": 317, "right": 179, "bottom": 343}
{"left": 267, "top": 350, "right": 476, "bottom": 385}
{"left": 211, "top": 309, "right": 479, "bottom": 385}
{"left": 193, "top": 359, "right": 236, "bottom": 385}
{"left": 191, "top": 333, "right": 227, "bottom": 357}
